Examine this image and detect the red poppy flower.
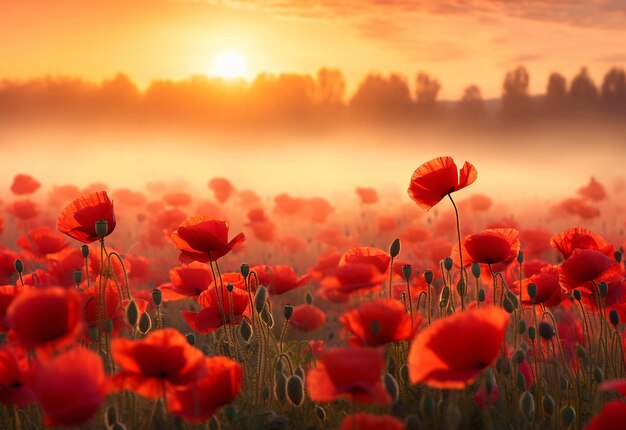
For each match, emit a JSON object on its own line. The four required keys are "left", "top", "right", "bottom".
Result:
{"left": 126, "top": 255, "right": 150, "bottom": 280}
{"left": 553, "top": 197, "right": 600, "bottom": 219}
{"left": 163, "top": 191, "right": 193, "bottom": 207}
{"left": 252, "top": 265, "right": 310, "bottom": 295}
{"left": 578, "top": 177, "right": 607, "bottom": 202}
{"left": 111, "top": 188, "right": 146, "bottom": 207}
{"left": 0, "top": 285, "right": 21, "bottom": 332}
{"left": 408, "top": 156, "right": 478, "bottom": 210}
{"left": 82, "top": 278, "right": 127, "bottom": 337}
{"left": 551, "top": 227, "right": 614, "bottom": 260}
{"left": 111, "top": 328, "right": 207, "bottom": 398}
{"left": 17, "top": 227, "right": 69, "bottom": 259}
{"left": 339, "top": 413, "right": 404, "bottom": 430}
{"left": 208, "top": 177, "right": 235, "bottom": 203}
{"left": 7, "top": 287, "right": 83, "bottom": 351}
{"left": 401, "top": 226, "right": 430, "bottom": 244}
{"left": 601, "top": 380, "right": 626, "bottom": 396}
{"left": 153, "top": 207, "right": 187, "bottom": 232}
{"left": 315, "top": 227, "right": 355, "bottom": 249}
{"left": 169, "top": 262, "right": 214, "bottom": 297}
{"left": 408, "top": 307, "right": 509, "bottom": 389}
{"left": 473, "top": 383, "right": 501, "bottom": 411}
{"left": 519, "top": 265, "right": 565, "bottom": 307}
{"left": 10, "top": 174, "right": 40, "bottom": 195}
{"left": 238, "top": 189, "right": 261, "bottom": 207}
{"left": 458, "top": 193, "right": 492, "bottom": 212}
{"left": 585, "top": 401, "right": 626, "bottom": 430}
{"left": 0, "top": 214, "right": 3, "bottom": 235}
{"left": 451, "top": 228, "right": 520, "bottom": 267}
{"left": 519, "top": 228, "right": 552, "bottom": 257}
{"left": 47, "top": 184, "right": 81, "bottom": 208}
{"left": 34, "top": 348, "right": 108, "bottom": 427}
{"left": 0, "top": 345, "right": 36, "bottom": 406}
{"left": 558, "top": 310, "right": 584, "bottom": 368}
{"left": 245, "top": 209, "right": 276, "bottom": 242}
{"left": 306, "top": 347, "right": 391, "bottom": 404}
{"left": 273, "top": 193, "right": 303, "bottom": 216}
{"left": 171, "top": 216, "right": 245, "bottom": 263}
{"left": 356, "top": 187, "right": 379, "bottom": 205}
{"left": 318, "top": 263, "right": 386, "bottom": 298}
{"left": 558, "top": 248, "right": 623, "bottom": 291}
{"left": 7, "top": 199, "right": 40, "bottom": 220}
{"left": 378, "top": 215, "right": 397, "bottom": 232}
{"left": 339, "top": 246, "right": 391, "bottom": 274}
{"left": 309, "top": 252, "right": 342, "bottom": 281}
{"left": 289, "top": 304, "right": 326, "bottom": 332}
{"left": 303, "top": 197, "right": 334, "bottom": 223}
{"left": 167, "top": 357, "right": 243, "bottom": 423}
{"left": 57, "top": 191, "right": 116, "bottom": 243}
{"left": 340, "top": 299, "right": 419, "bottom": 346}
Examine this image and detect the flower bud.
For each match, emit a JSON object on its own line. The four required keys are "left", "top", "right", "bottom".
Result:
{"left": 209, "top": 416, "right": 221, "bottom": 430}
{"left": 420, "top": 392, "right": 435, "bottom": 417}
{"left": 287, "top": 375, "right": 305, "bottom": 406}
{"left": 240, "top": 263, "right": 250, "bottom": 278}
{"left": 274, "top": 372, "right": 287, "bottom": 403}
{"left": 95, "top": 220, "right": 108, "bottom": 239}
{"left": 295, "top": 365, "right": 305, "bottom": 380}
{"left": 384, "top": 373, "right": 399, "bottom": 402}
{"left": 471, "top": 262, "right": 481, "bottom": 279}
{"left": 573, "top": 289, "right": 582, "bottom": 302}
{"left": 543, "top": 394, "right": 555, "bottom": 415}
{"left": 513, "top": 348, "right": 526, "bottom": 364}
{"left": 73, "top": 270, "right": 83, "bottom": 285}
{"left": 424, "top": 270, "right": 434, "bottom": 284}
{"left": 305, "top": 291, "right": 313, "bottom": 305}
{"left": 478, "top": 288, "right": 486, "bottom": 302}
{"left": 185, "top": 332, "right": 196, "bottom": 345}
{"left": 14, "top": 259, "right": 23, "bottom": 274}
{"left": 456, "top": 278, "right": 466, "bottom": 297}
{"left": 561, "top": 405, "right": 576, "bottom": 426}
{"left": 261, "top": 306, "right": 274, "bottom": 328}
{"left": 527, "top": 283, "right": 537, "bottom": 300}
{"left": 402, "top": 264, "right": 412, "bottom": 281}
{"left": 126, "top": 300, "right": 139, "bottom": 327}
{"left": 254, "top": 286, "right": 268, "bottom": 313}
{"left": 443, "top": 257, "right": 453, "bottom": 271}
{"left": 517, "top": 250, "right": 524, "bottom": 264}
{"left": 151, "top": 289, "right": 162, "bottom": 306}
{"left": 283, "top": 304, "right": 293, "bottom": 320}
{"left": 138, "top": 312, "right": 152, "bottom": 335}
{"left": 315, "top": 405, "right": 326, "bottom": 421}
{"left": 516, "top": 371, "right": 526, "bottom": 391}
{"left": 519, "top": 391, "right": 535, "bottom": 419}
{"left": 610, "top": 309, "right": 620, "bottom": 327}
{"left": 528, "top": 326, "right": 536, "bottom": 341}
{"left": 105, "top": 318, "right": 114, "bottom": 334}
{"left": 503, "top": 298, "right": 514, "bottom": 314}
{"left": 239, "top": 318, "right": 253, "bottom": 343}
{"left": 81, "top": 244, "right": 90, "bottom": 258}
{"left": 104, "top": 405, "right": 118, "bottom": 427}
{"left": 599, "top": 282, "right": 608, "bottom": 297}
{"left": 615, "top": 251, "right": 622, "bottom": 263}
{"left": 538, "top": 322, "right": 555, "bottom": 340}
{"left": 389, "top": 238, "right": 401, "bottom": 258}
{"left": 226, "top": 283, "right": 234, "bottom": 293}
{"left": 517, "top": 320, "right": 527, "bottom": 335}
{"left": 593, "top": 366, "right": 604, "bottom": 383}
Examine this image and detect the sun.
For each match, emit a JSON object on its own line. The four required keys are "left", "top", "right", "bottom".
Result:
{"left": 210, "top": 50, "right": 247, "bottom": 79}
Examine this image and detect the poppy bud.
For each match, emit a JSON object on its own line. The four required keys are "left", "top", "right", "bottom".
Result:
{"left": 513, "top": 349, "right": 525, "bottom": 364}
{"left": 389, "top": 238, "right": 401, "bottom": 258}
{"left": 239, "top": 319, "right": 253, "bottom": 343}
{"left": 14, "top": 259, "right": 23, "bottom": 274}
{"left": 261, "top": 307, "right": 274, "bottom": 328}
{"left": 226, "top": 283, "right": 234, "bottom": 293}
{"left": 443, "top": 257, "right": 453, "bottom": 271}
{"left": 615, "top": 251, "right": 622, "bottom": 263}
{"left": 254, "top": 286, "right": 268, "bottom": 313}
{"left": 95, "top": 220, "right": 108, "bottom": 239}
{"left": 126, "top": 300, "right": 139, "bottom": 327}
{"left": 224, "top": 405, "right": 237, "bottom": 422}
{"left": 538, "top": 322, "right": 555, "bottom": 340}
{"left": 315, "top": 405, "right": 326, "bottom": 421}
{"left": 528, "top": 326, "right": 536, "bottom": 341}
{"left": 576, "top": 345, "right": 588, "bottom": 364}
{"left": 517, "top": 250, "right": 524, "bottom": 264}
{"left": 88, "top": 326, "right": 99, "bottom": 341}
{"left": 209, "top": 416, "right": 221, "bottom": 430}
{"left": 420, "top": 392, "right": 435, "bottom": 417}
{"left": 543, "top": 395, "right": 555, "bottom": 415}
{"left": 561, "top": 406, "right": 576, "bottom": 426}
{"left": 81, "top": 244, "right": 90, "bottom": 258}
{"left": 402, "top": 264, "right": 412, "bottom": 281}
{"left": 594, "top": 366, "right": 604, "bottom": 383}
{"left": 274, "top": 372, "right": 287, "bottom": 403}
{"left": 73, "top": 270, "right": 83, "bottom": 285}
{"left": 405, "top": 415, "right": 422, "bottom": 430}
{"left": 284, "top": 304, "right": 293, "bottom": 320}
{"left": 507, "top": 291, "right": 519, "bottom": 308}
{"left": 485, "top": 368, "right": 496, "bottom": 394}
{"left": 261, "top": 385, "right": 270, "bottom": 401}
{"left": 527, "top": 283, "right": 537, "bottom": 300}
{"left": 104, "top": 405, "right": 118, "bottom": 427}
{"left": 471, "top": 262, "right": 481, "bottom": 278}
{"left": 517, "top": 320, "right": 527, "bottom": 335}
{"left": 503, "top": 298, "right": 514, "bottom": 314}
{"left": 456, "top": 278, "right": 466, "bottom": 297}
{"left": 400, "top": 364, "right": 409, "bottom": 382}
{"left": 599, "top": 282, "right": 608, "bottom": 297}
{"left": 520, "top": 342, "right": 528, "bottom": 352}
{"left": 105, "top": 318, "right": 114, "bottom": 334}
{"left": 610, "top": 309, "right": 620, "bottom": 327}
{"left": 516, "top": 371, "right": 526, "bottom": 391}
{"left": 560, "top": 375, "right": 569, "bottom": 392}
{"left": 295, "top": 365, "right": 305, "bottom": 381}
{"left": 151, "top": 289, "right": 162, "bottom": 306}
{"left": 440, "top": 286, "right": 450, "bottom": 308}
{"left": 185, "top": 332, "right": 196, "bottom": 345}
{"left": 305, "top": 291, "right": 313, "bottom": 305}
{"left": 573, "top": 289, "right": 582, "bottom": 302}
{"left": 287, "top": 375, "right": 304, "bottom": 406}
{"left": 138, "top": 312, "right": 152, "bottom": 335}
{"left": 519, "top": 391, "right": 534, "bottom": 419}
{"left": 424, "top": 270, "right": 434, "bottom": 284}
{"left": 240, "top": 263, "right": 250, "bottom": 278}
{"left": 478, "top": 288, "right": 486, "bottom": 302}
{"left": 384, "top": 373, "right": 399, "bottom": 402}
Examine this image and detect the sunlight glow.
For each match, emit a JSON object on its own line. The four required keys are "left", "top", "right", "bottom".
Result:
{"left": 210, "top": 50, "right": 247, "bottom": 79}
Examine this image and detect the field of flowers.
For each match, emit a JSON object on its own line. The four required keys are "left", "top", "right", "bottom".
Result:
{"left": 0, "top": 156, "right": 624, "bottom": 430}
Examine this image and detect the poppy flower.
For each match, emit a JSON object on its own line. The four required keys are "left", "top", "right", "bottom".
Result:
{"left": 408, "top": 307, "right": 509, "bottom": 389}
{"left": 315, "top": 227, "right": 355, "bottom": 249}
{"left": 167, "top": 356, "right": 243, "bottom": 422}
{"left": 558, "top": 248, "right": 623, "bottom": 292}
{"left": 126, "top": 255, "right": 150, "bottom": 280}
{"left": 550, "top": 227, "right": 614, "bottom": 260}
{"left": 0, "top": 285, "right": 21, "bottom": 332}
{"left": 0, "top": 214, "right": 3, "bottom": 235}
{"left": 0, "top": 345, "right": 36, "bottom": 406}
{"left": 408, "top": 156, "right": 477, "bottom": 210}
{"left": 401, "top": 226, "right": 430, "bottom": 244}
{"left": 378, "top": 215, "right": 397, "bottom": 232}
{"left": 289, "top": 304, "right": 326, "bottom": 332}
{"left": 473, "top": 383, "right": 501, "bottom": 411}
{"left": 252, "top": 265, "right": 310, "bottom": 295}
{"left": 34, "top": 348, "right": 108, "bottom": 427}
{"left": 7, "top": 199, "right": 40, "bottom": 220}
{"left": 10, "top": 174, "right": 41, "bottom": 195}
{"left": 584, "top": 400, "right": 626, "bottom": 430}
{"left": 458, "top": 193, "right": 492, "bottom": 212}
{"left": 519, "top": 228, "right": 552, "bottom": 257}
{"left": 208, "top": 177, "right": 235, "bottom": 203}
{"left": 451, "top": 228, "right": 520, "bottom": 267}
{"left": 82, "top": 278, "right": 126, "bottom": 337}
{"left": 339, "top": 246, "right": 391, "bottom": 274}
{"left": 111, "top": 328, "right": 207, "bottom": 398}
{"left": 274, "top": 193, "right": 303, "bottom": 216}
{"left": 601, "top": 380, "right": 626, "bottom": 396}
{"left": 340, "top": 299, "right": 419, "bottom": 346}
{"left": 7, "top": 287, "right": 83, "bottom": 351}
{"left": 45, "top": 248, "right": 87, "bottom": 287}
{"left": 356, "top": 187, "right": 379, "bottom": 205}
{"left": 47, "top": 184, "right": 81, "bottom": 208}
{"left": 238, "top": 189, "right": 261, "bottom": 207}
{"left": 111, "top": 188, "right": 146, "bottom": 207}
{"left": 171, "top": 216, "right": 245, "bottom": 263}
{"left": 57, "top": 191, "right": 116, "bottom": 243}
{"left": 245, "top": 209, "right": 276, "bottom": 242}
{"left": 168, "top": 262, "right": 214, "bottom": 298}
{"left": 578, "top": 177, "right": 607, "bottom": 201}
{"left": 163, "top": 191, "right": 193, "bottom": 207}
{"left": 153, "top": 207, "right": 187, "bottom": 232}
{"left": 339, "top": 413, "right": 404, "bottom": 430}
{"left": 519, "top": 265, "right": 566, "bottom": 307}
{"left": 318, "top": 263, "right": 386, "bottom": 299}
{"left": 17, "top": 227, "right": 69, "bottom": 259}
{"left": 306, "top": 347, "right": 391, "bottom": 405}
{"left": 558, "top": 310, "right": 584, "bottom": 367}
{"left": 553, "top": 197, "right": 600, "bottom": 219}
{"left": 303, "top": 197, "right": 334, "bottom": 223}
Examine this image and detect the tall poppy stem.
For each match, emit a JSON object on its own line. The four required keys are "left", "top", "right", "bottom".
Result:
{"left": 447, "top": 193, "right": 465, "bottom": 283}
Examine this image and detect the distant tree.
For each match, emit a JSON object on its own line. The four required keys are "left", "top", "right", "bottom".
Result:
{"left": 569, "top": 67, "right": 598, "bottom": 110}
{"left": 600, "top": 67, "right": 626, "bottom": 111}
{"left": 349, "top": 74, "right": 413, "bottom": 120}
{"left": 457, "top": 84, "right": 486, "bottom": 120}
{"left": 545, "top": 72, "right": 568, "bottom": 114}
{"left": 415, "top": 72, "right": 440, "bottom": 107}
{"left": 316, "top": 68, "right": 346, "bottom": 107}
{"left": 501, "top": 65, "right": 532, "bottom": 119}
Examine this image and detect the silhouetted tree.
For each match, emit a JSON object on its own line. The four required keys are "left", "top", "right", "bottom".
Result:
{"left": 501, "top": 66, "right": 532, "bottom": 120}
{"left": 349, "top": 74, "right": 413, "bottom": 120}
{"left": 601, "top": 67, "right": 626, "bottom": 111}
{"left": 570, "top": 67, "right": 598, "bottom": 111}
{"left": 457, "top": 85, "right": 486, "bottom": 121}
{"left": 415, "top": 72, "right": 440, "bottom": 108}
{"left": 545, "top": 72, "right": 568, "bottom": 114}
{"left": 315, "top": 68, "right": 346, "bottom": 107}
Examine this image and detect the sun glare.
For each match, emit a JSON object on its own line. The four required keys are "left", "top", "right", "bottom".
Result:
{"left": 211, "top": 50, "right": 247, "bottom": 79}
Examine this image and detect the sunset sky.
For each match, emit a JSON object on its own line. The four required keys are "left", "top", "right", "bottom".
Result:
{"left": 2, "top": 0, "right": 626, "bottom": 100}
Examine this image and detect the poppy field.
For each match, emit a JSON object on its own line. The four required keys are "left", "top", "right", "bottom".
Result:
{"left": 0, "top": 156, "right": 625, "bottom": 430}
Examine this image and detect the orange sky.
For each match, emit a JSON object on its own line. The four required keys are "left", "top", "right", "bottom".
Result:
{"left": 2, "top": 0, "right": 626, "bottom": 99}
